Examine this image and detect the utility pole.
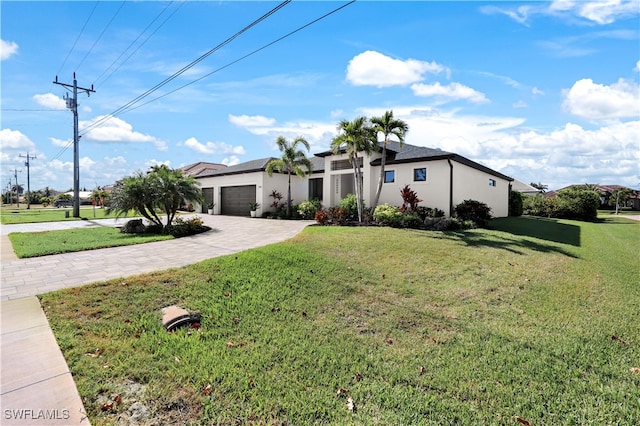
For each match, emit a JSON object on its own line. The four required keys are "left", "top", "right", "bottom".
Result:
{"left": 19, "top": 152, "right": 37, "bottom": 209}
{"left": 13, "top": 168, "right": 21, "bottom": 208}
{"left": 53, "top": 73, "right": 95, "bottom": 217}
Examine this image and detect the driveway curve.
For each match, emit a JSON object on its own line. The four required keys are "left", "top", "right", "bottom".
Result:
{"left": 1, "top": 215, "right": 314, "bottom": 301}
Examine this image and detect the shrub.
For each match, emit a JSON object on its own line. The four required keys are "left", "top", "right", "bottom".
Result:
{"left": 448, "top": 217, "right": 477, "bottom": 230}
{"left": 509, "top": 190, "right": 523, "bottom": 216}
{"left": 314, "top": 207, "right": 348, "bottom": 225}
{"left": 399, "top": 185, "right": 422, "bottom": 213}
{"left": 339, "top": 194, "right": 359, "bottom": 219}
{"left": 423, "top": 217, "right": 450, "bottom": 231}
{"left": 400, "top": 213, "right": 423, "bottom": 229}
{"left": 556, "top": 188, "right": 599, "bottom": 221}
{"left": 454, "top": 199, "right": 492, "bottom": 227}
{"left": 373, "top": 204, "right": 404, "bottom": 227}
{"left": 163, "top": 216, "right": 210, "bottom": 237}
{"left": 314, "top": 209, "right": 330, "bottom": 225}
{"left": 416, "top": 206, "right": 445, "bottom": 220}
{"left": 297, "top": 199, "right": 322, "bottom": 220}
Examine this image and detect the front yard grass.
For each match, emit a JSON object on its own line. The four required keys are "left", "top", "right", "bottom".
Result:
{"left": 0, "top": 205, "right": 121, "bottom": 224}
{"left": 40, "top": 215, "right": 640, "bottom": 425}
{"left": 9, "top": 227, "right": 173, "bottom": 258}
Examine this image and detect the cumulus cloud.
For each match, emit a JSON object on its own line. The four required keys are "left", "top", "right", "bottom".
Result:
{"left": 79, "top": 116, "right": 168, "bottom": 151}
{"left": 33, "top": 93, "right": 66, "bottom": 110}
{"left": 572, "top": 0, "right": 639, "bottom": 24}
{"left": 346, "top": 50, "right": 446, "bottom": 88}
{"left": 562, "top": 78, "right": 640, "bottom": 121}
{"left": 0, "top": 128, "right": 36, "bottom": 151}
{"left": 635, "top": 60, "right": 640, "bottom": 71}
{"left": 228, "top": 114, "right": 276, "bottom": 127}
{"left": 222, "top": 156, "right": 241, "bottom": 166}
{"left": 411, "top": 82, "right": 488, "bottom": 104}
{"left": 0, "top": 39, "right": 18, "bottom": 60}
{"left": 183, "top": 137, "right": 246, "bottom": 156}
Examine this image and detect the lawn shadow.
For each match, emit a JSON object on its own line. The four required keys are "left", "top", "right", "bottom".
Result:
{"left": 490, "top": 216, "right": 581, "bottom": 247}
{"left": 419, "top": 216, "right": 580, "bottom": 258}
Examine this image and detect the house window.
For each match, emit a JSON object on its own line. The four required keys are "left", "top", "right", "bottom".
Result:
{"left": 414, "top": 168, "right": 427, "bottom": 182}
{"left": 489, "top": 179, "right": 496, "bottom": 187}
{"left": 331, "top": 158, "right": 362, "bottom": 171}
{"left": 384, "top": 170, "right": 395, "bottom": 183}
{"left": 309, "top": 178, "right": 323, "bottom": 201}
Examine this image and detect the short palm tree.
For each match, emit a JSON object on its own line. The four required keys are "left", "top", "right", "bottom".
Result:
{"left": 266, "top": 136, "right": 313, "bottom": 218}
{"left": 108, "top": 165, "right": 203, "bottom": 229}
{"left": 371, "top": 110, "right": 409, "bottom": 210}
{"left": 331, "top": 116, "right": 377, "bottom": 223}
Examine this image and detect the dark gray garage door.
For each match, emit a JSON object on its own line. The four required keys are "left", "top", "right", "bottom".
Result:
{"left": 220, "top": 185, "right": 256, "bottom": 216}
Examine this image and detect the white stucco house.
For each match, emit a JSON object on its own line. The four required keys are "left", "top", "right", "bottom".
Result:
{"left": 193, "top": 142, "right": 514, "bottom": 218}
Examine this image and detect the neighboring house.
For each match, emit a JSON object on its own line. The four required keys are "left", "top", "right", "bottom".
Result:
{"left": 547, "top": 184, "right": 640, "bottom": 210}
{"left": 179, "top": 161, "right": 227, "bottom": 178}
{"left": 195, "top": 142, "right": 513, "bottom": 217}
{"left": 511, "top": 179, "right": 542, "bottom": 196}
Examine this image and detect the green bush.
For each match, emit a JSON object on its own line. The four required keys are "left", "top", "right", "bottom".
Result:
{"left": 339, "top": 194, "right": 359, "bottom": 219}
{"left": 297, "top": 199, "right": 322, "bottom": 220}
{"left": 556, "top": 188, "right": 600, "bottom": 221}
{"left": 373, "top": 204, "right": 404, "bottom": 227}
{"left": 509, "top": 190, "right": 523, "bottom": 216}
{"left": 163, "top": 216, "right": 211, "bottom": 237}
{"left": 454, "top": 199, "right": 492, "bottom": 227}
{"left": 416, "top": 206, "right": 445, "bottom": 220}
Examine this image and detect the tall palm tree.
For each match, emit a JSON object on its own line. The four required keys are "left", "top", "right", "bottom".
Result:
{"left": 370, "top": 110, "right": 409, "bottom": 210}
{"left": 266, "top": 136, "right": 313, "bottom": 218}
{"left": 331, "top": 116, "right": 377, "bottom": 223}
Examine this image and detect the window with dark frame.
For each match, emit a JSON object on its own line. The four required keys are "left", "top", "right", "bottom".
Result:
{"left": 414, "top": 168, "right": 427, "bottom": 182}
{"left": 489, "top": 179, "right": 496, "bottom": 187}
{"left": 384, "top": 170, "right": 395, "bottom": 183}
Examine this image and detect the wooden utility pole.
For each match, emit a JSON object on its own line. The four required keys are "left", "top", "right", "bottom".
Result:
{"left": 19, "top": 152, "right": 37, "bottom": 209}
{"left": 53, "top": 73, "right": 95, "bottom": 217}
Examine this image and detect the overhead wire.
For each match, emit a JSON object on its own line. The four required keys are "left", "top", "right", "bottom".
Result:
{"left": 75, "top": 1, "right": 126, "bottom": 72}
{"left": 80, "top": 0, "right": 291, "bottom": 137}
{"left": 126, "top": 1, "right": 357, "bottom": 114}
{"left": 55, "top": 1, "right": 99, "bottom": 78}
{"left": 93, "top": 1, "right": 180, "bottom": 89}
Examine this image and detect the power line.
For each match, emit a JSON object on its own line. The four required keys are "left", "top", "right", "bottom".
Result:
{"left": 56, "top": 1, "right": 99, "bottom": 77}
{"left": 128, "top": 1, "right": 357, "bottom": 113}
{"left": 93, "top": 1, "right": 180, "bottom": 89}
{"left": 76, "top": 1, "right": 127, "bottom": 72}
{"left": 80, "top": 0, "right": 291, "bottom": 137}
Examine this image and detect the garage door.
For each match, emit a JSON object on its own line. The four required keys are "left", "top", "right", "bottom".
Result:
{"left": 220, "top": 185, "right": 256, "bottom": 216}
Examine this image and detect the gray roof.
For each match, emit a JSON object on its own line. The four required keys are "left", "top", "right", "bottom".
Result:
{"left": 197, "top": 155, "right": 324, "bottom": 178}
{"left": 370, "top": 141, "right": 512, "bottom": 181}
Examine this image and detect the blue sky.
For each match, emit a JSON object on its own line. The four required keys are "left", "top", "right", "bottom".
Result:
{"left": 1, "top": 0, "right": 639, "bottom": 192}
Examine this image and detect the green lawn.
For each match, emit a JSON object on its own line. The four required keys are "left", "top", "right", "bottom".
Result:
{"left": 0, "top": 206, "right": 119, "bottom": 224}
{"left": 40, "top": 215, "right": 640, "bottom": 425}
{"left": 9, "top": 227, "right": 173, "bottom": 258}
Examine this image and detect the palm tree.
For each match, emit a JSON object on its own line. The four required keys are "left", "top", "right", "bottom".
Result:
{"left": 108, "top": 165, "right": 203, "bottom": 229}
{"left": 370, "top": 110, "right": 409, "bottom": 210}
{"left": 266, "top": 136, "right": 313, "bottom": 218}
{"left": 331, "top": 116, "right": 377, "bottom": 223}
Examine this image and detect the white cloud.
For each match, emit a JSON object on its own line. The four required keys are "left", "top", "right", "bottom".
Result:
{"left": 485, "top": 0, "right": 639, "bottom": 25}
{"left": 0, "top": 39, "right": 18, "bottom": 60}
{"left": 562, "top": 78, "right": 640, "bottom": 121}
{"left": 79, "top": 115, "right": 168, "bottom": 151}
{"left": 532, "top": 87, "right": 545, "bottom": 96}
{"left": 411, "top": 82, "right": 489, "bottom": 104}
{"left": 575, "top": 0, "right": 639, "bottom": 24}
{"left": 635, "top": 60, "right": 640, "bottom": 71}
{"left": 33, "top": 93, "right": 66, "bottom": 110}
{"left": 145, "top": 159, "right": 171, "bottom": 169}
{"left": 228, "top": 114, "right": 276, "bottom": 127}
{"left": 360, "top": 105, "right": 639, "bottom": 189}
{"left": 0, "top": 128, "right": 36, "bottom": 151}
{"left": 513, "top": 100, "right": 528, "bottom": 108}
{"left": 222, "top": 156, "right": 241, "bottom": 166}
{"left": 346, "top": 50, "right": 446, "bottom": 88}
{"left": 50, "top": 137, "right": 71, "bottom": 148}
{"left": 183, "top": 137, "right": 246, "bottom": 156}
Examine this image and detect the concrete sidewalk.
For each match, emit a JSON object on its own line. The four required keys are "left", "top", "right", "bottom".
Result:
{"left": 1, "top": 215, "right": 312, "bottom": 425}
